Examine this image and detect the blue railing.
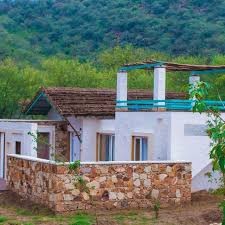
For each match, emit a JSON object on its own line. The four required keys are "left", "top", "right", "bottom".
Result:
{"left": 116, "top": 99, "right": 225, "bottom": 111}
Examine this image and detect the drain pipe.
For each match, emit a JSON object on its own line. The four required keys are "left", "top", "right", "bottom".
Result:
{"left": 63, "top": 116, "right": 82, "bottom": 143}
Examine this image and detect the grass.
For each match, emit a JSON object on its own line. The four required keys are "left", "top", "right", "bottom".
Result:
{"left": 0, "top": 190, "right": 222, "bottom": 225}
{"left": 69, "top": 213, "right": 95, "bottom": 225}
{"left": 0, "top": 216, "right": 7, "bottom": 223}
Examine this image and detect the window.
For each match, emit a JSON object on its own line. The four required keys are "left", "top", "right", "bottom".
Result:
{"left": 132, "top": 136, "right": 148, "bottom": 161}
{"left": 97, "top": 134, "right": 115, "bottom": 161}
{"left": 15, "top": 141, "right": 21, "bottom": 155}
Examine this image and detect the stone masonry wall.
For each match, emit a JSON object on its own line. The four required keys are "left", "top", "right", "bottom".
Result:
{"left": 7, "top": 155, "right": 191, "bottom": 212}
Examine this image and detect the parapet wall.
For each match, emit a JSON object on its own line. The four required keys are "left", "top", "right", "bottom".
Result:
{"left": 7, "top": 155, "right": 192, "bottom": 212}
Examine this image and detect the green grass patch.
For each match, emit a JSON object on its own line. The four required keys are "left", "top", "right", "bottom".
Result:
{"left": 212, "top": 187, "right": 225, "bottom": 196}
{"left": 69, "top": 213, "right": 95, "bottom": 225}
{"left": 114, "top": 211, "right": 139, "bottom": 224}
{"left": 0, "top": 216, "right": 7, "bottom": 223}
{"left": 16, "top": 208, "right": 34, "bottom": 216}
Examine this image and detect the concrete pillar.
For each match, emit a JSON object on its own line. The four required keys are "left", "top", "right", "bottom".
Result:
{"left": 189, "top": 75, "right": 200, "bottom": 86}
{"left": 153, "top": 66, "right": 166, "bottom": 106}
{"left": 189, "top": 75, "right": 200, "bottom": 102}
{"left": 116, "top": 71, "right": 128, "bottom": 107}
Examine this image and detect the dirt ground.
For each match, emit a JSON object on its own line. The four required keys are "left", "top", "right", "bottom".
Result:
{"left": 0, "top": 190, "right": 223, "bottom": 225}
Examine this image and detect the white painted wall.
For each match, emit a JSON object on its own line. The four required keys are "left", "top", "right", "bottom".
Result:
{"left": 0, "top": 122, "right": 37, "bottom": 157}
{"left": 192, "top": 162, "right": 221, "bottom": 192}
{"left": 116, "top": 71, "right": 127, "bottom": 107}
{"left": 48, "top": 108, "right": 63, "bottom": 120}
{"left": 81, "top": 118, "right": 115, "bottom": 161}
{"left": 170, "top": 112, "right": 221, "bottom": 176}
{"left": 115, "top": 112, "right": 171, "bottom": 161}
{"left": 0, "top": 121, "right": 38, "bottom": 178}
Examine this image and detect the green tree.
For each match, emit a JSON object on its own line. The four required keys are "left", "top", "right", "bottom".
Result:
{"left": 190, "top": 81, "right": 225, "bottom": 224}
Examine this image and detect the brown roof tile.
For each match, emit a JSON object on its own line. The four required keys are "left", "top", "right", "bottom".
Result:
{"left": 25, "top": 87, "right": 186, "bottom": 118}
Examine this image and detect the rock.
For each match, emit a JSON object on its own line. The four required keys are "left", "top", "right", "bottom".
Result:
{"left": 86, "top": 180, "right": 100, "bottom": 189}
{"left": 81, "top": 167, "right": 91, "bottom": 173}
{"left": 72, "top": 189, "right": 80, "bottom": 196}
{"left": 176, "top": 189, "right": 181, "bottom": 198}
{"left": 140, "top": 173, "right": 147, "bottom": 180}
{"left": 166, "top": 166, "right": 172, "bottom": 173}
{"left": 151, "top": 189, "right": 159, "bottom": 199}
{"left": 133, "top": 173, "right": 139, "bottom": 179}
{"left": 117, "top": 192, "right": 125, "bottom": 200}
{"left": 144, "top": 179, "right": 151, "bottom": 187}
{"left": 49, "top": 194, "right": 55, "bottom": 202}
{"left": 152, "top": 164, "right": 159, "bottom": 171}
{"left": 65, "top": 183, "right": 75, "bottom": 190}
{"left": 82, "top": 192, "right": 90, "bottom": 201}
{"left": 159, "top": 174, "right": 168, "bottom": 181}
{"left": 83, "top": 176, "right": 90, "bottom": 182}
{"left": 63, "top": 194, "right": 74, "bottom": 201}
{"left": 115, "top": 167, "right": 125, "bottom": 172}
{"left": 144, "top": 166, "right": 152, "bottom": 173}
{"left": 99, "top": 166, "right": 108, "bottom": 174}
{"left": 113, "top": 202, "right": 118, "bottom": 207}
{"left": 90, "top": 189, "right": 97, "bottom": 196}
{"left": 99, "top": 176, "right": 106, "bottom": 182}
{"left": 109, "top": 192, "right": 117, "bottom": 200}
{"left": 111, "top": 175, "right": 118, "bottom": 183}
{"left": 172, "top": 177, "right": 178, "bottom": 185}
{"left": 185, "top": 164, "right": 191, "bottom": 172}
{"left": 134, "top": 179, "right": 141, "bottom": 187}
{"left": 127, "top": 192, "right": 133, "bottom": 199}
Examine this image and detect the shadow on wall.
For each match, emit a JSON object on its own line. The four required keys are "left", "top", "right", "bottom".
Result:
{"left": 192, "top": 162, "right": 221, "bottom": 192}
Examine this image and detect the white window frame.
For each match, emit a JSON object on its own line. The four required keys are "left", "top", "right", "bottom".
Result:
{"left": 133, "top": 136, "right": 148, "bottom": 161}
{"left": 97, "top": 133, "right": 115, "bottom": 161}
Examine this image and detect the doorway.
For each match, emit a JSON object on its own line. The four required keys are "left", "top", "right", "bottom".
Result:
{"left": 70, "top": 132, "right": 80, "bottom": 162}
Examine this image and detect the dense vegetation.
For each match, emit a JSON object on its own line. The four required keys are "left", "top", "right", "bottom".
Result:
{"left": 1, "top": 0, "right": 225, "bottom": 61}
{"left": 1, "top": 0, "right": 225, "bottom": 118}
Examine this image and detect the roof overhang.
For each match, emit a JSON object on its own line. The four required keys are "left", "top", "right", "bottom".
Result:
{"left": 25, "top": 92, "right": 52, "bottom": 115}
{"left": 119, "top": 60, "right": 225, "bottom": 75}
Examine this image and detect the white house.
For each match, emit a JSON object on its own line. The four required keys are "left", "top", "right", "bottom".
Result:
{"left": 1, "top": 60, "right": 225, "bottom": 192}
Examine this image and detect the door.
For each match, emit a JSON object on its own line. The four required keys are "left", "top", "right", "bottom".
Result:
{"left": 0, "top": 133, "right": 5, "bottom": 178}
{"left": 70, "top": 132, "right": 80, "bottom": 162}
{"left": 37, "top": 132, "right": 50, "bottom": 160}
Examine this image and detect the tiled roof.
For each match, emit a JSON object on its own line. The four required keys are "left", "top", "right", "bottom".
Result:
{"left": 25, "top": 87, "right": 186, "bottom": 118}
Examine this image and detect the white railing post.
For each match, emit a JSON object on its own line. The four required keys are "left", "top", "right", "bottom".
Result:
{"left": 189, "top": 75, "right": 200, "bottom": 87}
{"left": 189, "top": 75, "right": 200, "bottom": 104}
{"left": 153, "top": 66, "right": 166, "bottom": 108}
{"left": 116, "top": 71, "right": 128, "bottom": 108}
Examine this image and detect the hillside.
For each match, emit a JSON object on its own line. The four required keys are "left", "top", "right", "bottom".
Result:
{"left": 1, "top": 0, "right": 225, "bottom": 61}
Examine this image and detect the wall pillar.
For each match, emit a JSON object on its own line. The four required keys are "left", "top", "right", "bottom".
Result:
{"left": 116, "top": 71, "right": 128, "bottom": 107}
{"left": 153, "top": 66, "right": 166, "bottom": 107}
{"left": 189, "top": 75, "right": 200, "bottom": 86}
{"left": 189, "top": 75, "right": 200, "bottom": 101}
{"left": 189, "top": 75, "right": 200, "bottom": 85}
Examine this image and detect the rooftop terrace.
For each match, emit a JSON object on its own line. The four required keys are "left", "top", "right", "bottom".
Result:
{"left": 116, "top": 60, "right": 225, "bottom": 112}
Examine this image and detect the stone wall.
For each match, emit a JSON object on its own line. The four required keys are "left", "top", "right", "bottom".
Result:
{"left": 7, "top": 155, "right": 192, "bottom": 212}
